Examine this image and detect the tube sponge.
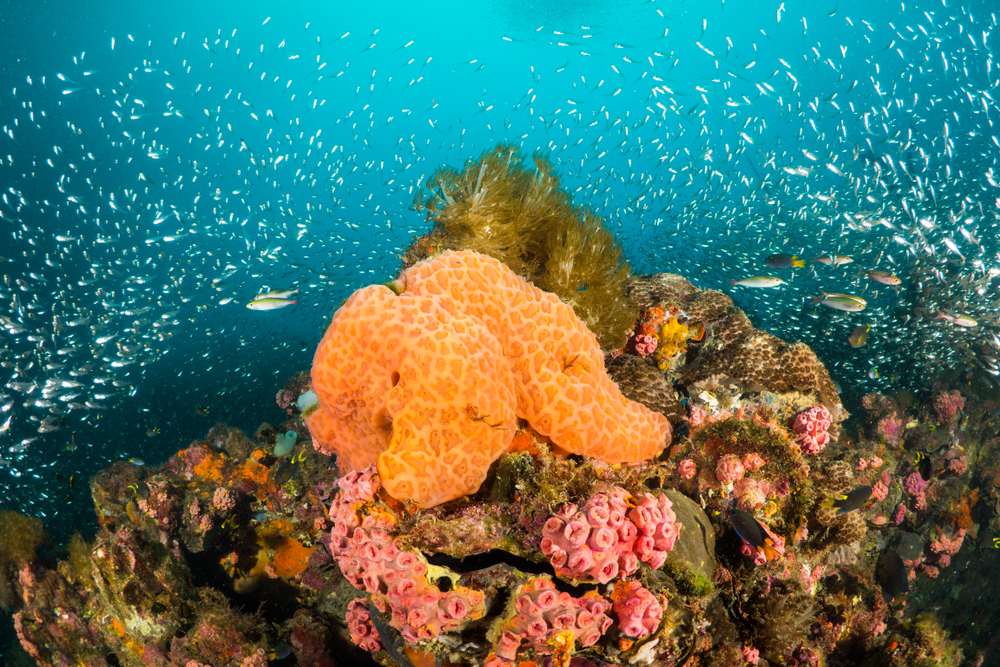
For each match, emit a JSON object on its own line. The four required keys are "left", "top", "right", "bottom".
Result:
{"left": 274, "top": 430, "right": 298, "bottom": 457}
{"left": 307, "top": 250, "right": 670, "bottom": 507}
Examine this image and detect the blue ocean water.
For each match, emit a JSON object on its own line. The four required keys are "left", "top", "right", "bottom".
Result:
{"left": 1, "top": 1, "right": 998, "bottom": 643}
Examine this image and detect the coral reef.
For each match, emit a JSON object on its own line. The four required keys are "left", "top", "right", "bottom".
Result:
{"left": 488, "top": 577, "right": 612, "bottom": 666}
{"left": 606, "top": 353, "right": 687, "bottom": 422}
{"left": 306, "top": 249, "right": 669, "bottom": 507}
{"left": 539, "top": 485, "right": 679, "bottom": 584}
{"left": 748, "top": 581, "right": 816, "bottom": 661}
{"left": 10, "top": 149, "right": 1000, "bottom": 667}
{"left": 8, "top": 312, "right": 992, "bottom": 667}
{"left": 9, "top": 423, "right": 340, "bottom": 666}
{"left": 326, "top": 467, "right": 486, "bottom": 642}
{"left": 792, "top": 405, "right": 834, "bottom": 454}
{"left": 611, "top": 580, "right": 663, "bottom": 639}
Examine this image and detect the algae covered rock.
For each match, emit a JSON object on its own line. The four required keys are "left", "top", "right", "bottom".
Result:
{"left": 662, "top": 490, "right": 716, "bottom": 588}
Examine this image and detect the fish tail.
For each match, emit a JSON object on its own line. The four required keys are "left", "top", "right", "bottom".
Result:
{"left": 792, "top": 259, "right": 805, "bottom": 268}
{"left": 730, "top": 279, "right": 737, "bottom": 287}
{"left": 762, "top": 540, "right": 781, "bottom": 562}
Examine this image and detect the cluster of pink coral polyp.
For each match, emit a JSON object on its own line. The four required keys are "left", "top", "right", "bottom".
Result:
{"left": 487, "top": 577, "right": 612, "bottom": 665}
{"left": 791, "top": 405, "right": 833, "bottom": 454}
{"left": 629, "top": 492, "right": 681, "bottom": 569}
{"left": 715, "top": 453, "right": 745, "bottom": 485}
{"left": 326, "top": 466, "right": 485, "bottom": 643}
{"left": 345, "top": 598, "right": 384, "bottom": 653}
{"left": 611, "top": 580, "right": 663, "bottom": 638}
{"left": 540, "top": 486, "right": 679, "bottom": 584}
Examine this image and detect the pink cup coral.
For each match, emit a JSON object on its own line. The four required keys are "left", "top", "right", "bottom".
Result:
{"left": 715, "top": 454, "right": 745, "bottom": 485}
{"left": 933, "top": 390, "right": 964, "bottom": 422}
{"left": 540, "top": 486, "right": 679, "bottom": 583}
{"left": 629, "top": 492, "right": 680, "bottom": 570}
{"left": 678, "top": 458, "right": 697, "bottom": 480}
{"left": 791, "top": 405, "right": 832, "bottom": 454}
{"left": 741, "top": 452, "right": 765, "bottom": 472}
{"left": 327, "top": 467, "right": 486, "bottom": 642}
{"left": 877, "top": 412, "right": 903, "bottom": 446}
{"left": 492, "top": 577, "right": 612, "bottom": 662}
{"left": 611, "top": 581, "right": 663, "bottom": 638}
{"left": 903, "top": 472, "right": 927, "bottom": 497}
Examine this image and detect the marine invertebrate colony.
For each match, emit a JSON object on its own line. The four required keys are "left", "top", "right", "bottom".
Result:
{"left": 791, "top": 405, "right": 833, "bottom": 454}
{"left": 306, "top": 250, "right": 670, "bottom": 507}
{"left": 539, "top": 485, "right": 680, "bottom": 584}
{"left": 327, "top": 468, "right": 487, "bottom": 642}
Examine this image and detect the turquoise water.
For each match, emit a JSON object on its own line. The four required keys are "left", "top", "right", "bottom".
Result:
{"left": 1, "top": 0, "right": 997, "bottom": 600}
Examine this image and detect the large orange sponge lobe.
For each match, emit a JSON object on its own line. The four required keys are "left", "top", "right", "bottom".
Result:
{"left": 307, "top": 284, "right": 517, "bottom": 508}
{"left": 307, "top": 250, "right": 670, "bottom": 507}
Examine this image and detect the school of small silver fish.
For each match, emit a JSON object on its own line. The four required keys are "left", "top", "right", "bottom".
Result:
{"left": 2, "top": 3, "right": 1000, "bottom": 521}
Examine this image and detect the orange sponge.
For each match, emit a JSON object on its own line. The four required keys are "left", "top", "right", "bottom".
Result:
{"left": 307, "top": 284, "right": 517, "bottom": 507}
{"left": 307, "top": 250, "right": 669, "bottom": 507}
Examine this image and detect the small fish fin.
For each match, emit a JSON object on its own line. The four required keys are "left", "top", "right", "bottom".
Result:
{"left": 819, "top": 493, "right": 845, "bottom": 508}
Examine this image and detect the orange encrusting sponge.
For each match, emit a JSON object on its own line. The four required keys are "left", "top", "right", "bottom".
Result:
{"left": 307, "top": 250, "right": 670, "bottom": 507}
